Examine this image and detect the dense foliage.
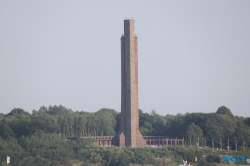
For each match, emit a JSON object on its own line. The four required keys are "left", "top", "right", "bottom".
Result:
{"left": 0, "top": 105, "right": 249, "bottom": 165}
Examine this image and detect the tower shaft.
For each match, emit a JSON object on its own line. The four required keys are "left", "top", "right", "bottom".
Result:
{"left": 114, "top": 19, "right": 145, "bottom": 147}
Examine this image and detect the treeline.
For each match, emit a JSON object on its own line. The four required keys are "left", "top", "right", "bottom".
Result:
{"left": 166, "top": 106, "right": 250, "bottom": 149}
{"left": 1, "top": 105, "right": 250, "bottom": 147}
{"left": 0, "top": 105, "right": 250, "bottom": 165}
{"left": 141, "top": 106, "right": 250, "bottom": 149}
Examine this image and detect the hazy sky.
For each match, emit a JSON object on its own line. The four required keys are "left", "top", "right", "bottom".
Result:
{"left": 0, "top": 1, "right": 249, "bottom": 117}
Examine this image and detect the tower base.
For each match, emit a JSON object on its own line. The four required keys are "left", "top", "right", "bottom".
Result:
{"left": 112, "top": 131, "right": 146, "bottom": 147}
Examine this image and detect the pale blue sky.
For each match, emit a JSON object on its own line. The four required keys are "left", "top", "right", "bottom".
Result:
{"left": 0, "top": 1, "right": 249, "bottom": 117}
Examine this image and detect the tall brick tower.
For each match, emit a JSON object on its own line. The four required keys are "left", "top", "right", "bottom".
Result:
{"left": 113, "top": 19, "right": 146, "bottom": 147}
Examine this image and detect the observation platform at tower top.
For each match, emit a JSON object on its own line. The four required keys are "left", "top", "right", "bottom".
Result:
{"left": 67, "top": 136, "right": 185, "bottom": 147}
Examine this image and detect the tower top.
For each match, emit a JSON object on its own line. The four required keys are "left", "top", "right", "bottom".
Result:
{"left": 124, "top": 17, "right": 134, "bottom": 20}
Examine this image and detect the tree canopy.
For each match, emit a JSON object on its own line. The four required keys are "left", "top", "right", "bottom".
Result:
{"left": 0, "top": 105, "right": 249, "bottom": 165}
{"left": 216, "top": 106, "right": 233, "bottom": 117}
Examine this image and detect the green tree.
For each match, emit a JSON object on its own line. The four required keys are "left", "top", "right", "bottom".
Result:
{"left": 185, "top": 123, "right": 203, "bottom": 145}
{"left": 216, "top": 106, "right": 233, "bottom": 117}
{"left": 0, "top": 122, "right": 14, "bottom": 141}
{"left": 31, "top": 113, "right": 59, "bottom": 133}
{"left": 95, "top": 111, "right": 116, "bottom": 136}
{"left": 5, "top": 108, "right": 31, "bottom": 137}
